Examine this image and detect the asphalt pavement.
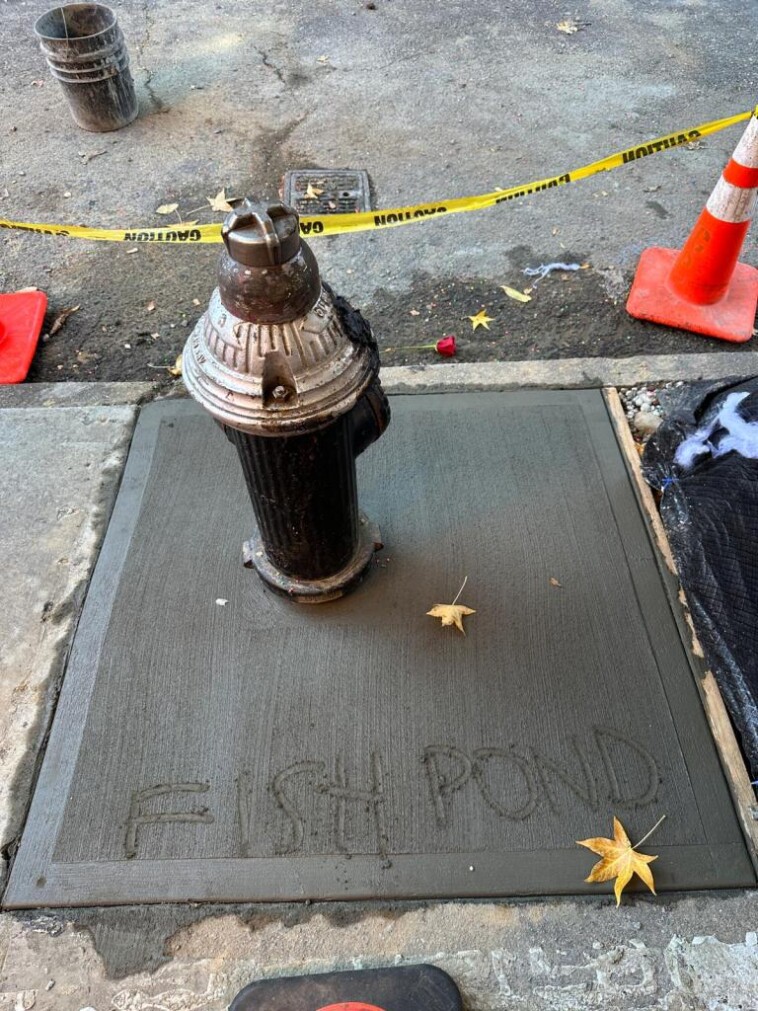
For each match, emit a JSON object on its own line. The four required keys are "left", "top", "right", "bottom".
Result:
{"left": 1, "top": 0, "right": 757, "bottom": 381}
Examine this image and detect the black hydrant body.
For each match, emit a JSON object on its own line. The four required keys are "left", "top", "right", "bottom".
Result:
{"left": 182, "top": 201, "right": 389, "bottom": 602}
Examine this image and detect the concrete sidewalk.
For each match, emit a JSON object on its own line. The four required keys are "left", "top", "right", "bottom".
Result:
{"left": 1, "top": 365, "right": 757, "bottom": 1010}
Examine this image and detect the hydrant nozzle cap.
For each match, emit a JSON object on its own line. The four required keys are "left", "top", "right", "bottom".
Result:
{"left": 222, "top": 199, "right": 301, "bottom": 268}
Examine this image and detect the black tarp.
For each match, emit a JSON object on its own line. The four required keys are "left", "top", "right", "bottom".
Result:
{"left": 643, "top": 376, "right": 758, "bottom": 781}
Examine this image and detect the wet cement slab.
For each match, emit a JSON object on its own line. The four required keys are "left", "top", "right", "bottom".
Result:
{"left": 5, "top": 392, "right": 754, "bottom": 907}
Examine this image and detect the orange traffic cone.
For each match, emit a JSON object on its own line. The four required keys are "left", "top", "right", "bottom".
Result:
{"left": 627, "top": 114, "right": 758, "bottom": 342}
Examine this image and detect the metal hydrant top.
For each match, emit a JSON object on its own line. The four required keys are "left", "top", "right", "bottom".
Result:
{"left": 221, "top": 200, "right": 301, "bottom": 267}
{"left": 182, "top": 200, "right": 380, "bottom": 437}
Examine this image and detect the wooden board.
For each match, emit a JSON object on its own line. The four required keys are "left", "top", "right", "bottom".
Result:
{"left": 5, "top": 392, "right": 754, "bottom": 907}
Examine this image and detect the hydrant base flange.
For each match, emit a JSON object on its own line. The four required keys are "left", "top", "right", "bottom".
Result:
{"left": 242, "top": 513, "right": 382, "bottom": 604}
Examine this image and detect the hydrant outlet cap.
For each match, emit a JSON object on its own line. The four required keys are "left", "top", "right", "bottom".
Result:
{"left": 222, "top": 199, "right": 301, "bottom": 268}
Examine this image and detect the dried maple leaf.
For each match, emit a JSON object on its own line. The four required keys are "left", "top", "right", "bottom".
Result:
{"left": 155, "top": 202, "right": 178, "bottom": 215}
{"left": 304, "top": 182, "right": 324, "bottom": 199}
{"left": 207, "top": 189, "right": 233, "bottom": 212}
{"left": 468, "top": 309, "right": 494, "bottom": 330}
{"left": 427, "top": 576, "right": 476, "bottom": 635}
{"left": 577, "top": 815, "right": 665, "bottom": 906}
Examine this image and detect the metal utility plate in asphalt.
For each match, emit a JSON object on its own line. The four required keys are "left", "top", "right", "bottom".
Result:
{"left": 6, "top": 392, "right": 754, "bottom": 907}
{"left": 283, "top": 169, "right": 371, "bottom": 214}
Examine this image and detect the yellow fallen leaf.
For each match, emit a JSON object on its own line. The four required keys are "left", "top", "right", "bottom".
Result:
{"left": 168, "top": 354, "right": 183, "bottom": 377}
{"left": 304, "top": 182, "right": 324, "bottom": 199}
{"left": 501, "top": 285, "right": 532, "bottom": 303}
{"left": 468, "top": 309, "right": 494, "bottom": 331}
{"left": 427, "top": 576, "right": 476, "bottom": 635}
{"left": 556, "top": 18, "right": 580, "bottom": 33}
{"left": 577, "top": 815, "right": 664, "bottom": 906}
{"left": 207, "top": 188, "right": 233, "bottom": 212}
{"left": 156, "top": 202, "right": 179, "bottom": 215}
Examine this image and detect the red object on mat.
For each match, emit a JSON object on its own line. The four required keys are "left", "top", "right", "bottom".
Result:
{"left": 0, "top": 291, "right": 47, "bottom": 383}
{"left": 317, "top": 1005, "right": 387, "bottom": 1011}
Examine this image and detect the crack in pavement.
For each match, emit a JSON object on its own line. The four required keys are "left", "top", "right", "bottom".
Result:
{"left": 135, "top": 0, "right": 165, "bottom": 111}
{"left": 254, "top": 46, "right": 286, "bottom": 87}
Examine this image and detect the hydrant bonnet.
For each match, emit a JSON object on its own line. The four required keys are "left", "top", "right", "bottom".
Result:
{"left": 183, "top": 200, "right": 379, "bottom": 437}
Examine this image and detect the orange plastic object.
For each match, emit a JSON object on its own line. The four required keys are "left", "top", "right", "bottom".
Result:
{"left": 317, "top": 1005, "right": 388, "bottom": 1011}
{"left": 627, "top": 246, "right": 758, "bottom": 344}
{"left": 627, "top": 113, "right": 758, "bottom": 343}
{"left": 0, "top": 291, "right": 47, "bottom": 383}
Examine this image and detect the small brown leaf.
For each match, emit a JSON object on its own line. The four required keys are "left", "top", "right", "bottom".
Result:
{"left": 549, "top": 577, "right": 562, "bottom": 588}
{"left": 156, "top": 202, "right": 179, "bottom": 215}
{"left": 79, "top": 149, "right": 107, "bottom": 164}
{"left": 146, "top": 300, "right": 156, "bottom": 313}
{"left": 49, "top": 305, "right": 80, "bottom": 336}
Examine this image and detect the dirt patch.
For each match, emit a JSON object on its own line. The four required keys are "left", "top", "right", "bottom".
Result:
{"left": 25, "top": 254, "right": 757, "bottom": 384}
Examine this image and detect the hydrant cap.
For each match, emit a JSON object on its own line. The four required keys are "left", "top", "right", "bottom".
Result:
{"left": 222, "top": 200, "right": 301, "bottom": 268}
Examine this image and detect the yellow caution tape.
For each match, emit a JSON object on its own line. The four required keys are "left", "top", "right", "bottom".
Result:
{"left": 1, "top": 108, "right": 755, "bottom": 244}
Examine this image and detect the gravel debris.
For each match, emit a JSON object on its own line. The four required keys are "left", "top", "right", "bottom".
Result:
{"left": 620, "top": 381, "right": 685, "bottom": 443}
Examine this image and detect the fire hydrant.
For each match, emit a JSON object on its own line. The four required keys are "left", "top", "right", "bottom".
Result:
{"left": 182, "top": 200, "right": 390, "bottom": 602}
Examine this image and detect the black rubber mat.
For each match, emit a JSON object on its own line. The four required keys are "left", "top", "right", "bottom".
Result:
{"left": 5, "top": 392, "right": 754, "bottom": 907}
{"left": 229, "top": 964, "right": 462, "bottom": 1011}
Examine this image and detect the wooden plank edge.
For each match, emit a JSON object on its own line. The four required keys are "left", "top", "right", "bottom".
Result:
{"left": 604, "top": 386, "right": 758, "bottom": 871}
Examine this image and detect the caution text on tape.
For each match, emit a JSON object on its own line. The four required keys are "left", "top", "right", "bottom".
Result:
{"left": 0, "top": 108, "right": 755, "bottom": 244}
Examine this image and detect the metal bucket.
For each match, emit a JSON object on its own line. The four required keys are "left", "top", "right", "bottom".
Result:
{"left": 34, "top": 3, "right": 138, "bottom": 132}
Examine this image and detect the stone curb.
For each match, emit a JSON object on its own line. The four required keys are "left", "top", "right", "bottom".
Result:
{"left": 2, "top": 354, "right": 757, "bottom": 408}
